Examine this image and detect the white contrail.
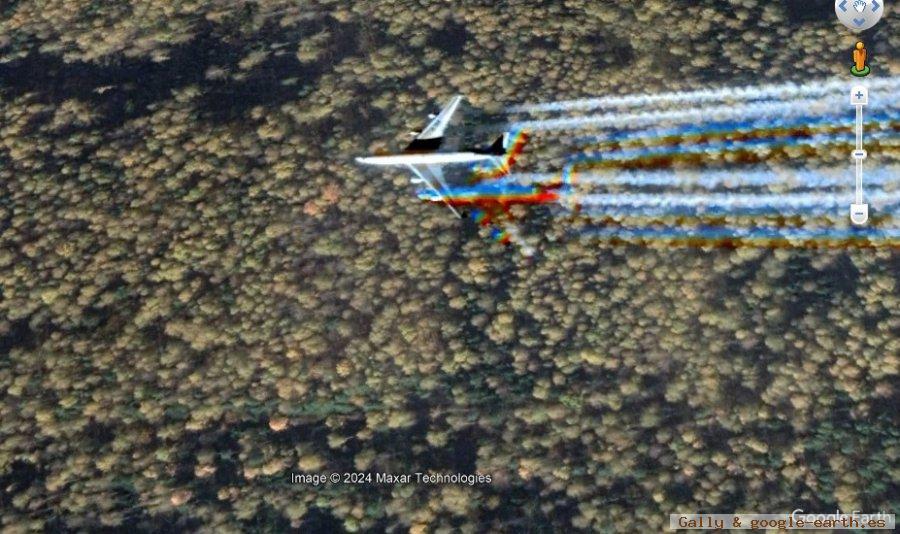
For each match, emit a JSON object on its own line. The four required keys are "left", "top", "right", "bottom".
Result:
{"left": 557, "top": 130, "right": 896, "bottom": 163}
{"left": 571, "top": 191, "right": 900, "bottom": 216}
{"left": 507, "top": 96, "right": 857, "bottom": 132}
{"left": 507, "top": 76, "right": 900, "bottom": 114}
{"left": 507, "top": 166, "right": 900, "bottom": 189}
{"left": 578, "top": 226, "right": 900, "bottom": 241}
{"left": 569, "top": 111, "right": 900, "bottom": 144}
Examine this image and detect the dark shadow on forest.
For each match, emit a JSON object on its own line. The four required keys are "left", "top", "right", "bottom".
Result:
{"left": 0, "top": 15, "right": 359, "bottom": 127}
{"left": 782, "top": 0, "right": 834, "bottom": 24}
{"left": 427, "top": 19, "right": 470, "bottom": 57}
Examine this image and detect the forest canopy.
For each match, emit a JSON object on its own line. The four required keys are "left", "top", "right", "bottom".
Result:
{"left": 0, "top": 0, "right": 898, "bottom": 531}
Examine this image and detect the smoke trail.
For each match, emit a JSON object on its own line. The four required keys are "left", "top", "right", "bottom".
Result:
{"left": 565, "top": 130, "right": 896, "bottom": 164}
{"left": 507, "top": 84, "right": 900, "bottom": 133}
{"left": 496, "top": 77, "right": 900, "bottom": 249}
{"left": 577, "top": 225, "right": 900, "bottom": 243}
{"left": 572, "top": 191, "right": 900, "bottom": 217}
{"left": 507, "top": 96, "right": 857, "bottom": 132}
{"left": 507, "top": 76, "right": 900, "bottom": 114}
{"left": 570, "top": 111, "right": 900, "bottom": 145}
{"left": 506, "top": 166, "right": 900, "bottom": 189}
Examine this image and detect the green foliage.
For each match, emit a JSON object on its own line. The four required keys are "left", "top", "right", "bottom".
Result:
{"left": 0, "top": 0, "right": 898, "bottom": 532}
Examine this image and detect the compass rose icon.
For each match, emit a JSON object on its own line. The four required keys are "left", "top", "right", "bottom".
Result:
{"left": 835, "top": 0, "right": 885, "bottom": 31}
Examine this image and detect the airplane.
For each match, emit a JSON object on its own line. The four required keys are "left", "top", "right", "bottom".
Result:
{"left": 355, "top": 95, "right": 508, "bottom": 166}
{"left": 356, "top": 95, "right": 519, "bottom": 218}
{"left": 356, "top": 95, "right": 548, "bottom": 255}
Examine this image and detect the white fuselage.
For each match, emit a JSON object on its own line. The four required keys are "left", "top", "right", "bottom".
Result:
{"left": 355, "top": 152, "right": 494, "bottom": 166}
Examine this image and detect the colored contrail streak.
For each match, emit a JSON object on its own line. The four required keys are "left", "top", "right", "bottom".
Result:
{"left": 568, "top": 131, "right": 896, "bottom": 164}
{"left": 581, "top": 135, "right": 888, "bottom": 167}
{"left": 577, "top": 225, "right": 900, "bottom": 244}
{"left": 570, "top": 112, "right": 900, "bottom": 145}
{"left": 507, "top": 76, "right": 900, "bottom": 114}
{"left": 506, "top": 166, "right": 900, "bottom": 189}
{"left": 572, "top": 191, "right": 900, "bottom": 217}
{"left": 491, "top": 78, "right": 900, "bottom": 249}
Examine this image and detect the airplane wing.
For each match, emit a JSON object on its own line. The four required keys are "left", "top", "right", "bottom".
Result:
{"left": 407, "top": 164, "right": 461, "bottom": 218}
{"left": 416, "top": 95, "right": 463, "bottom": 140}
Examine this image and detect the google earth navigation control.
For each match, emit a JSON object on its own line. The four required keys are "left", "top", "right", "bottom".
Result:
{"left": 0, "top": 1, "right": 896, "bottom": 532}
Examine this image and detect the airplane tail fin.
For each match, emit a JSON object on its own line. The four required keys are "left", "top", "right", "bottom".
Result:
{"left": 471, "top": 130, "right": 531, "bottom": 182}
{"left": 486, "top": 133, "right": 508, "bottom": 156}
